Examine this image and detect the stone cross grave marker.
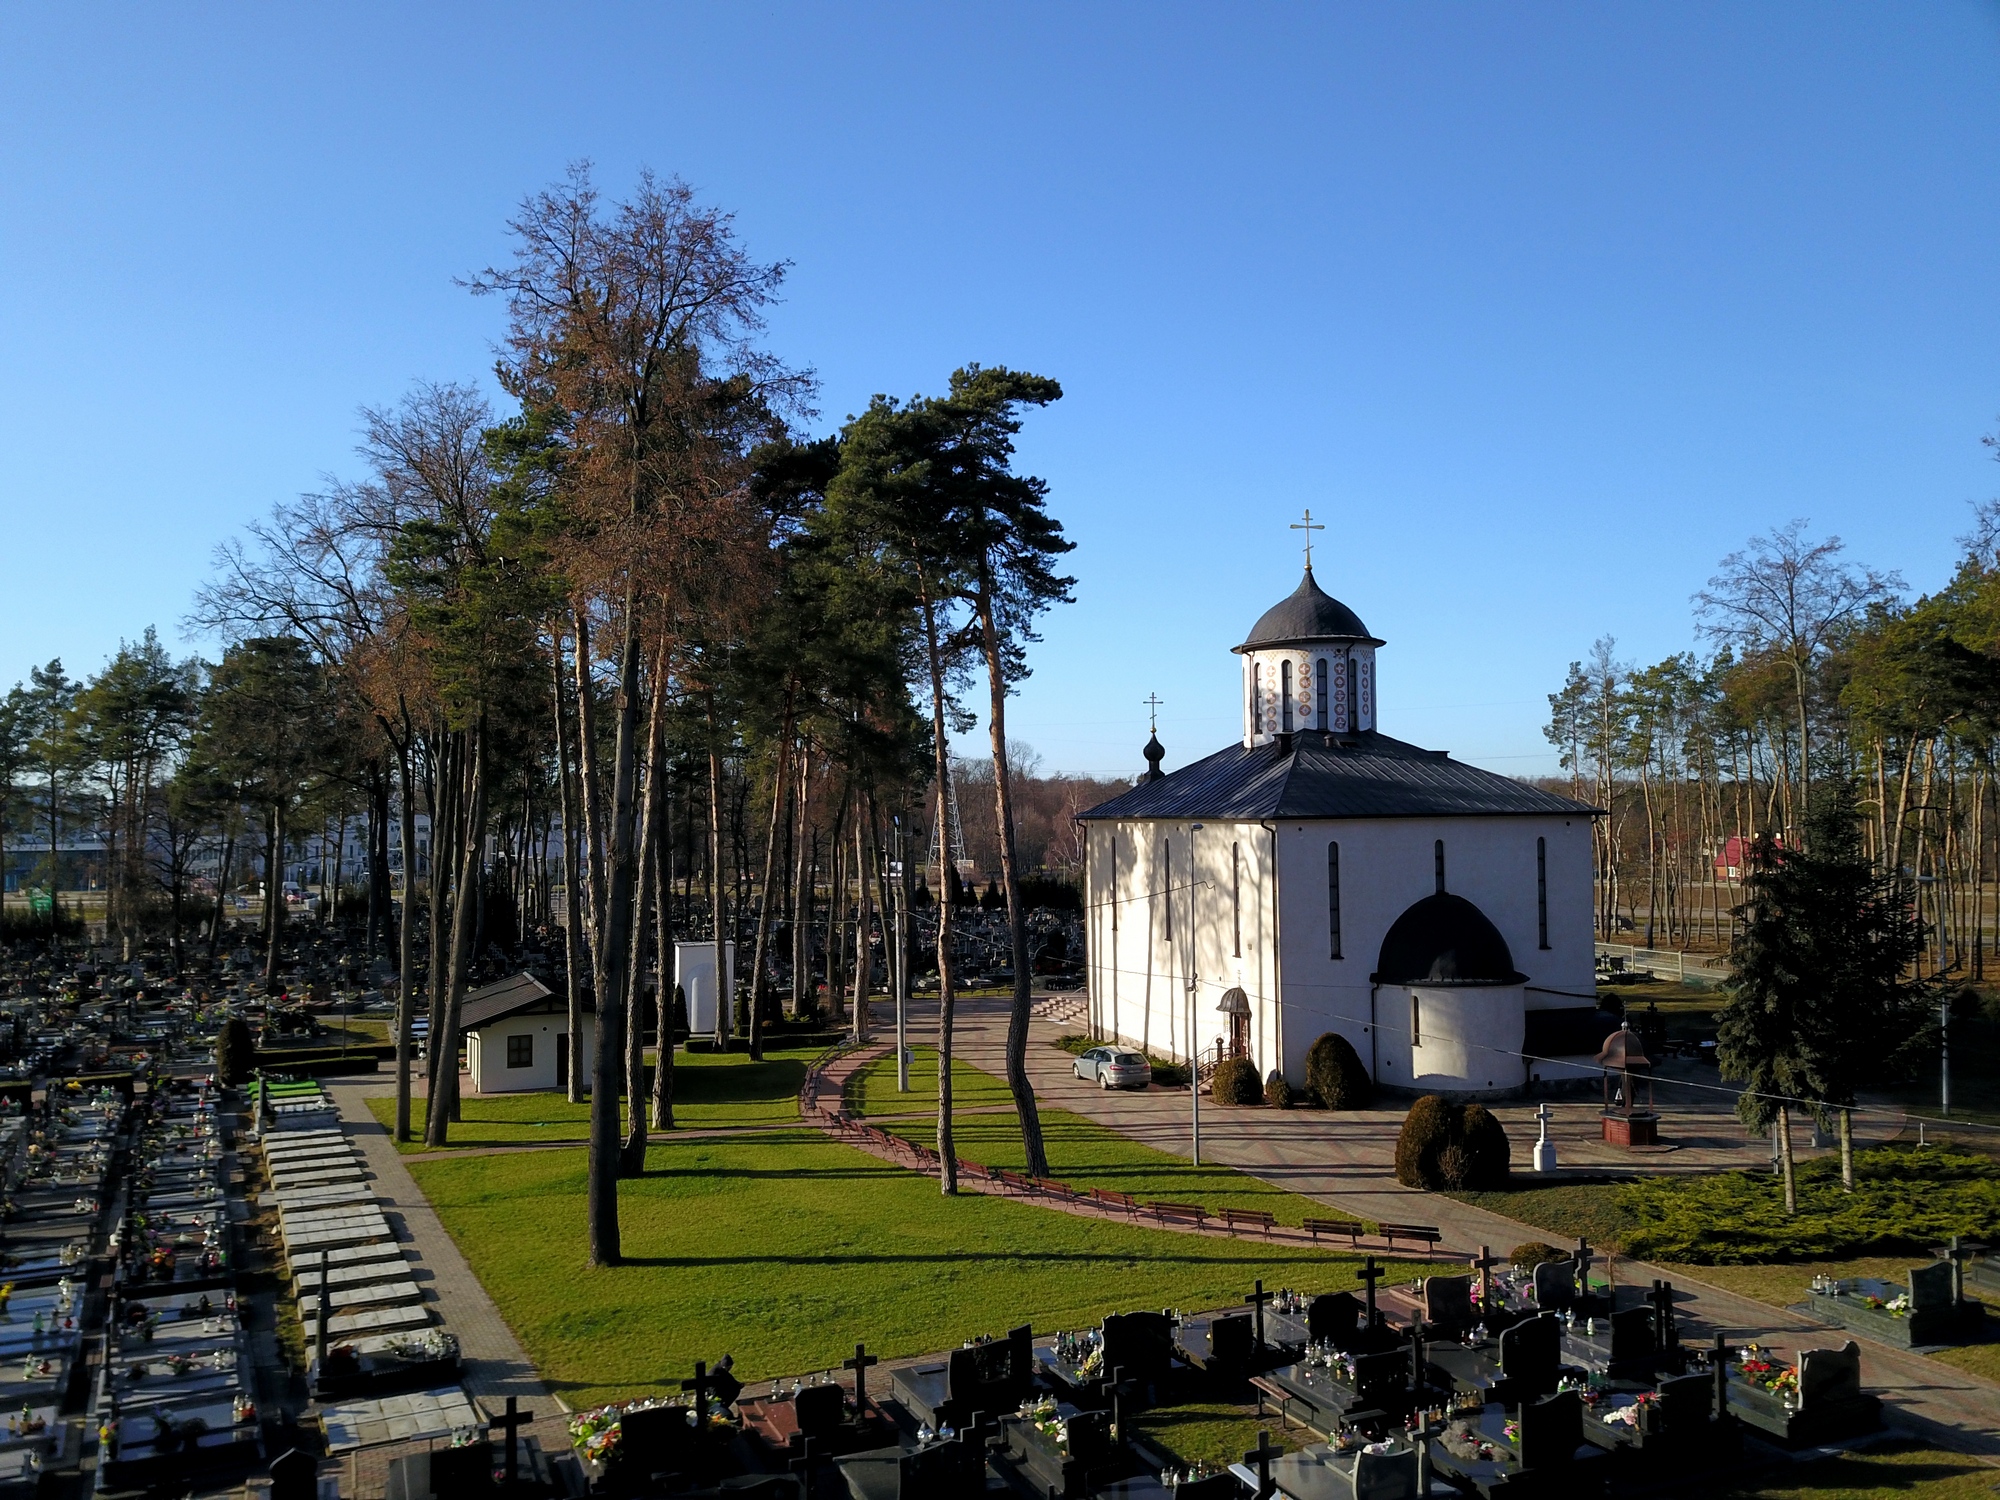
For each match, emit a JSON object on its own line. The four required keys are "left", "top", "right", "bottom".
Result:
{"left": 1244, "top": 1278, "right": 1272, "bottom": 1352}
{"left": 843, "top": 1342, "right": 877, "bottom": 1411}
{"left": 1243, "top": 1429, "right": 1280, "bottom": 1500}
{"left": 1357, "top": 1256, "right": 1385, "bottom": 1328}
{"left": 488, "top": 1394, "right": 534, "bottom": 1486}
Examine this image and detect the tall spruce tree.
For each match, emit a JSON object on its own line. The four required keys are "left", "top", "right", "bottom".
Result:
{"left": 1719, "top": 782, "right": 1927, "bottom": 1208}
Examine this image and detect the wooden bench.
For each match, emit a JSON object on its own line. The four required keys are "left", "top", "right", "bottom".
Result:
{"left": 1303, "top": 1217, "right": 1363, "bottom": 1245}
{"left": 1039, "top": 1179, "right": 1078, "bottom": 1200}
{"left": 1376, "top": 1221, "right": 1443, "bottom": 1252}
{"left": 1222, "top": 1208, "right": 1276, "bottom": 1237}
{"left": 998, "top": 1170, "right": 1037, "bottom": 1195}
{"left": 1091, "top": 1188, "right": 1138, "bottom": 1218}
{"left": 1147, "top": 1200, "right": 1210, "bottom": 1228}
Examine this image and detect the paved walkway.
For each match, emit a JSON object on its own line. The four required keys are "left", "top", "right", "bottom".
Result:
{"left": 933, "top": 996, "right": 2000, "bottom": 1461}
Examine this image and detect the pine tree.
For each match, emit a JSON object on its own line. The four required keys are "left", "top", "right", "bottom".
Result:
{"left": 1719, "top": 782, "right": 1927, "bottom": 1207}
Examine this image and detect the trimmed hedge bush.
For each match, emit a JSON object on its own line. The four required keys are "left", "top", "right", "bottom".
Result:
{"left": 1212, "top": 1057, "right": 1262, "bottom": 1106}
{"left": 1619, "top": 1145, "right": 2000, "bottom": 1264}
{"left": 1394, "top": 1094, "right": 1510, "bottom": 1190}
{"left": 1265, "top": 1071, "right": 1297, "bottom": 1109}
{"left": 1510, "top": 1241, "right": 1570, "bottom": 1270}
{"left": 1305, "top": 1032, "right": 1372, "bottom": 1109}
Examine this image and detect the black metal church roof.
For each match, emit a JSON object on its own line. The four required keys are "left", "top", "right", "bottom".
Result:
{"left": 1079, "top": 730, "right": 1600, "bottom": 822}
{"left": 1234, "top": 567, "right": 1382, "bottom": 652}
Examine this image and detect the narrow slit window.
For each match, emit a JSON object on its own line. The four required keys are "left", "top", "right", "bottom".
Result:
{"left": 1280, "top": 661, "right": 1294, "bottom": 732}
{"left": 1346, "top": 651, "right": 1359, "bottom": 729}
{"left": 1162, "top": 839, "right": 1173, "bottom": 942}
{"left": 1434, "top": 839, "right": 1445, "bottom": 894}
{"left": 1231, "top": 842, "right": 1242, "bottom": 956}
{"left": 1316, "top": 658, "right": 1329, "bottom": 730}
{"left": 1411, "top": 995, "right": 1421, "bottom": 1048}
{"left": 1252, "top": 663, "right": 1263, "bottom": 734}
{"left": 1327, "top": 841, "right": 1342, "bottom": 959}
{"left": 1537, "top": 836, "right": 1550, "bottom": 949}
{"left": 1109, "top": 833, "right": 1118, "bottom": 931}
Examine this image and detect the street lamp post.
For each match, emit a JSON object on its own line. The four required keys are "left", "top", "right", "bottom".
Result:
{"left": 892, "top": 818, "right": 909, "bottom": 1094}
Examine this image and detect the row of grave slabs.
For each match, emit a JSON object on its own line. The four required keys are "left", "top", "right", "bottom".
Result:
{"left": 253, "top": 1098, "right": 491, "bottom": 1491}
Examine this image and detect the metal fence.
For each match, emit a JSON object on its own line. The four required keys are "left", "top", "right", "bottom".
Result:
{"left": 1595, "top": 942, "right": 1729, "bottom": 988}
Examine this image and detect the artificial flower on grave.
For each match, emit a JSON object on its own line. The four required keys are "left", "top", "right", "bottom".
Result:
{"left": 1885, "top": 1294, "right": 1910, "bottom": 1316}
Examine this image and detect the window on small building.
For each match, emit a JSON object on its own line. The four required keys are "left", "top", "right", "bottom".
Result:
{"left": 1434, "top": 839, "right": 1445, "bottom": 893}
{"left": 1347, "top": 652, "right": 1359, "bottom": 728}
{"left": 1280, "top": 660, "right": 1294, "bottom": 732}
{"left": 1537, "top": 837, "right": 1550, "bottom": 949}
{"left": 1161, "top": 839, "right": 1172, "bottom": 942}
{"left": 1316, "top": 658, "right": 1329, "bottom": 730}
{"left": 1327, "top": 841, "right": 1342, "bottom": 959}
{"left": 1252, "top": 663, "right": 1263, "bottom": 734}
{"left": 1231, "top": 842, "right": 1242, "bottom": 956}
{"left": 1411, "top": 994, "right": 1422, "bottom": 1047}
{"left": 507, "top": 1033, "right": 533, "bottom": 1069}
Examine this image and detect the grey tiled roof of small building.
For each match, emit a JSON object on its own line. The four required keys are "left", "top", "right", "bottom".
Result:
{"left": 1079, "top": 730, "right": 1600, "bottom": 822}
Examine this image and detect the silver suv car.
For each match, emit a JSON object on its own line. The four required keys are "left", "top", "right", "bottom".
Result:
{"left": 1072, "top": 1047, "right": 1152, "bottom": 1090}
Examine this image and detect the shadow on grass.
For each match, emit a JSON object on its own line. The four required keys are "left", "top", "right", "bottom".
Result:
{"left": 617, "top": 1249, "right": 1347, "bottom": 1269}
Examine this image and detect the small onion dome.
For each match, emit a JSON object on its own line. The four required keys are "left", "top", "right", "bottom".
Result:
{"left": 1216, "top": 986, "right": 1251, "bottom": 1016}
{"left": 1595, "top": 1026, "right": 1652, "bottom": 1072}
{"left": 1372, "top": 892, "right": 1527, "bottom": 987}
{"left": 1234, "top": 567, "right": 1382, "bottom": 652}
{"left": 1142, "top": 732, "right": 1166, "bottom": 782}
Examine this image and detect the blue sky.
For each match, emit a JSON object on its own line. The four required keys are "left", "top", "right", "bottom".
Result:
{"left": 4, "top": 4, "right": 1998, "bottom": 778}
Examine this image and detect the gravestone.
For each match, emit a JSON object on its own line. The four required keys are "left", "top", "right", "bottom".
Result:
{"left": 1531, "top": 1259, "right": 1575, "bottom": 1312}
{"left": 1307, "top": 1292, "right": 1363, "bottom": 1349}
{"left": 1496, "top": 1314, "right": 1560, "bottom": 1405}
{"left": 621, "top": 1404, "right": 697, "bottom": 1480}
{"left": 1647, "top": 1372, "right": 1713, "bottom": 1439}
{"left": 1909, "top": 1261, "right": 1954, "bottom": 1317}
{"left": 1516, "top": 1389, "right": 1583, "bottom": 1470}
{"left": 429, "top": 1440, "right": 494, "bottom": 1493}
{"left": 791, "top": 1382, "right": 844, "bottom": 1439}
{"left": 269, "top": 1447, "right": 318, "bottom": 1500}
{"left": 1607, "top": 1305, "right": 1657, "bottom": 1382}
{"left": 1101, "top": 1312, "right": 1175, "bottom": 1388}
{"left": 1205, "top": 1313, "right": 1254, "bottom": 1370}
{"left": 1799, "top": 1342, "right": 1862, "bottom": 1406}
{"left": 1422, "top": 1274, "right": 1473, "bottom": 1331}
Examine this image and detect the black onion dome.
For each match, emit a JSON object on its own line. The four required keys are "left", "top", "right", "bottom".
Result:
{"left": 1372, "top": 892, "right": 1526, "bottom": 987}
{"left": 1235, "top": 567, "right": 1380, "bottom": 652}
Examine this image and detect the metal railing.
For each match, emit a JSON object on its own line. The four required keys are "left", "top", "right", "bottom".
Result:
{"left": 1595, "top": 942, "right": 1729, "bottom": 988}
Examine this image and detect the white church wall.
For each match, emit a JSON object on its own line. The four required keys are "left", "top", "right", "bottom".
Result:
{"left": 1404, "top": 984, "right": 1526, "bottom": 1097}
{"left": 1270, "top": 814, "right": 1595, "bottom": 1089}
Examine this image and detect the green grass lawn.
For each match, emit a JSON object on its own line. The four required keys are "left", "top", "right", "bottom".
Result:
{"left": 883, "top": 1109, "right": 1362, "bottom": 1231}
{"left": 366, "top": 1045, "right": 817, "bottom": 1151}
{"left": 1446, "top": 1180, "right": 1640, "bottom": 1255}
{"left": 1717, "top": 1441, "right": 1998, "bottom": 1499}
{"left": 846, "top": 1046, "right": 1018, "bottom": 1117}
{"left": 1130, "top": 1401, "right": 1294, "bottom": 1471}
{"left": 410, "top": 1129, "right": 1449, "bottom": 1408}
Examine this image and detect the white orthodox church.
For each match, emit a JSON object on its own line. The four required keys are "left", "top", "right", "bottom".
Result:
{"left": 1079, "top": 562, "right": 1608, "bottom": 1100}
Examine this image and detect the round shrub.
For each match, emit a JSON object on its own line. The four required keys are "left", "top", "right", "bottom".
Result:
{"left": 1394, "top": 1095, "right": 1455, "bottom": 1187}
{"left": 1510, "top": 1241, "right": 1570, "bottom": 1270}
{"left": 215, "top": 1015, "right": 255, "bottom": 1088}
{"left": 1458, "top": 1104, "right": 1512, "bottom": 1189}
{"left": 1212, "top": 1056, "right": 1262, "bottom": 1105}
{"left": 1305, "top": 1031, "right": 1373, "bottom": 1109}
{"left": 1394, "top": 1095, "right": 1512, "bottom": 1190}
{"left": 1265, "top": 1070, "right": 1296, "bottom": 1109}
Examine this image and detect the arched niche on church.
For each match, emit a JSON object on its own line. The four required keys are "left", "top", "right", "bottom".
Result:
{"left": 1403, "top": 983, "right": 1526, "bottom": 1099}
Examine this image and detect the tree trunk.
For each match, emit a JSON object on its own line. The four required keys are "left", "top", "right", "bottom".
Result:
{"left": 851, "top": 803, "right": 873, "bottom": 1043}
{"left": 651, "top": 836, "right": 675, "bottom": 1129}
{"left": 426, "top": 724, "right": 486, "bottom": 1147}
{"left": 920, "top": 579, "right": 958, "bottom": 1194}
{"left": 790, "top": 746, "right": 813, "bottom": 1017}
{"left": 552, "top": 640, "right": 588, "bottom": 1104}
{"left": 424, "top": 735, "right": 459, "bottom": 1119}
{"left": 395, "top": 734, "right": 420, "bottom": 1142}
{"left": 1776, "top": 1104, "right": 1798, "bottom": 1215}
{"left": 1837, "top": 1105, "right": 1855, "bottom": 1192}
{"left": 587, "top": 598, "right": 645, "bottom": 1267}
{"left": 623, "top": 653, "right": 670, "bottom": 1176}
{"left": 706, "top": 693, "right": 732, "bottom": 1048}
{"left": 976, "top": 581, "right": 1051, "bottom": 1179}
{"left": 264, "top": 799, "right": 287, "bottom": 993}
{"left": 746, "top": 693, "right": 796, "bottom": 1061}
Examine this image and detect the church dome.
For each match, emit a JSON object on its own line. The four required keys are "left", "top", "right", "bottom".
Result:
{"left": 1372, "top": 892, "right": 1527, "bottom": 987}
{"left": 1236, "top": 567, "right": 1379, "bottom": 652}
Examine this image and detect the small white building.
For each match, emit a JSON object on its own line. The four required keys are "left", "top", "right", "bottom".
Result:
{"left": 674, "top": 941, "right": 736, "bottom": 1036}
{"left": 461, "top": 973, "right": 594, "bottom": 1095}
{"left": 1079, "top": 563, "right": 1609, "bottom": 1100}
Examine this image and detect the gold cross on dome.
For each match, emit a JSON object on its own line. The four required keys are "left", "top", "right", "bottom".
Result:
{"left": 1143, "top": 693, "right": 1164, "bottom": 734}
{"left": 1290, "top": 508, "right": 1325, "bottom": 568}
